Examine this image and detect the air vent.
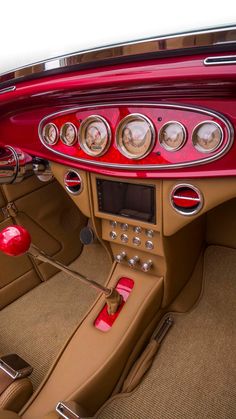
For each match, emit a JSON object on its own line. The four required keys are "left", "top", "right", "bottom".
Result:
{"left": 171, "top": 184, "right": 203, "bottom": 215}
{"left": 64, "top": 170, "right": 83, "bottom": 195}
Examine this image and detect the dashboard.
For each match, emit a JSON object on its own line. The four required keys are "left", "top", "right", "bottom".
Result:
{"left": 38, "top": 103, "right": 233, "bottom": 171}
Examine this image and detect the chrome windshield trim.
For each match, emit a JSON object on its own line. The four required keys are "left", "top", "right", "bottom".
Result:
{"left": 1, "top": 25, "right": 236, "bottom": 86}
{"left": 204, "top": 55, "right": 236, "bottom": 65}
{"left": 38, "top": 102, "right": 234, "bottom": 171}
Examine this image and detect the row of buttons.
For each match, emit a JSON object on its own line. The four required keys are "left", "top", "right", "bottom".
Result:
{"left": 109, "top": 231, "right": 154, "bottom": 250}
{"left": 109, "top": 220, "right": 154, "bottom": 238}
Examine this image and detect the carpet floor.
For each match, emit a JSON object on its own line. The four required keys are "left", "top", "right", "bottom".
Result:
{"left": 0, "top": 243, "right": 111, "bottom": 389}
{"left": 96, "top": 246, "right": 236, "bottom": 419}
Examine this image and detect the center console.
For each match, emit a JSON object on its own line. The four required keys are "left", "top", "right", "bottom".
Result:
{"left": 91, "top": 174, "right": 164, "bottom": 277}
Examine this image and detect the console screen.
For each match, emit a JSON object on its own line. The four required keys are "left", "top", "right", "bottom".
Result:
{"left": 97, "top": 179, "right": 156, "bottom": 223}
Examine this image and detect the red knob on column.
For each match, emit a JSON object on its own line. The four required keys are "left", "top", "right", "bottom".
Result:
{"left": 0, "top": 225, "right": 31, "bottom": 256}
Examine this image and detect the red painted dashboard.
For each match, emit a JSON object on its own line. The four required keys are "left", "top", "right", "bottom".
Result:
{"left": 0, "top": 51, "right": 236, "bottom": 179}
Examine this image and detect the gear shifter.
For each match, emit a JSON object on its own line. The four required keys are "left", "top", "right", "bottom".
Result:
{"left": 0, "top": 225, "right": 123, "bottom": 315}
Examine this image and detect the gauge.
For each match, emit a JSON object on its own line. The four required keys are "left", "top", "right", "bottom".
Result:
{"left": 159, "top": 121, "right": 186, "bottom": 151}
{"left": 60, "top": 122, "right": 77, "bottom": 146}
{"left": 42, "top": 123, "right": 59, "bottom": 145}
{"left": 116, "top": 114, "right": 155, "bottom": 160}
{"left": 192, "top": 121, "right": 223, "bottom": 153}
{"left": 79, "top": 116, "right": 111, "bottom": 157}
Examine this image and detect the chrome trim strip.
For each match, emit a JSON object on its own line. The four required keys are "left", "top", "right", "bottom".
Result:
{"left": 204, "top": 55, "right": 236, "bottom": 65}
{"left": 0, "top": 86, "right": 16, "bottom": 95}
{"left": 38, "top": 102, "right": 234, "bottom": 171}
{"left": 1, "top": 25, "right": 236, "bottom": 86}
{"left": 170, "top": 184, "right": 204, "bottom": 216}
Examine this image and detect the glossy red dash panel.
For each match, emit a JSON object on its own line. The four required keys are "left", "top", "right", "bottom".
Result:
{"left": 38, "top": 104, "right": 232, "bottom": 170}
{"left": 94, "top": 277, "right": 134, "bottom": 332}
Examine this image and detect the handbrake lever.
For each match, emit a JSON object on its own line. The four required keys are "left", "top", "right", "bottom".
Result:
{"left": 0, "top": 225, "right": 122, "bottom": 315}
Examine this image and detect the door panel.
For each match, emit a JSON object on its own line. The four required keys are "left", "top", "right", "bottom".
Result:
{"left": 0, "top": 175, "right": 87, "bottom": 308}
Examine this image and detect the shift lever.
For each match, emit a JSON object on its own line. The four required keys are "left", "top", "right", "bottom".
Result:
{"left": 0, "top": 225, "right": 123, "bottom": 315}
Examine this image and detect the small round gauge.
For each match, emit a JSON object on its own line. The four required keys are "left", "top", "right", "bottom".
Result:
{"left": 116, "top": 114, "right": 155, "bottom": 160}
{"left": 60, "top": 122, "right": 77, "bottom": 146}
{"left": 192, "top": 121, "right": 223, "bottom": 153}
{"left": 159, "top": 121, "right": 186, "bottom": 151}
{"left": 42, "top": 123, "right": 59, "bottom": 145}
{"left": 79, "top": 116, "right": 111, "bottom": 157}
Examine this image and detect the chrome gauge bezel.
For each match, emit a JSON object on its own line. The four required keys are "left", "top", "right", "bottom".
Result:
{"left": 38, "top": 103, "right": 234, "bottom": 170}
{"left": 60, "top": 122, "right": 77, "bottom": 146}
{"left": 159, "top": 121, "right": 187, "bottom": 152}
{"left": 42, "top": 122, "right": 59, "bottom": 146}
{"left": 78, "top": 115, "right": 111, "bottom": 157}
{"left": 192, "top": 120, "right": 224, "bottom": 153}
{"left": 116, "top": 113, "right": 155, "bottom": 160}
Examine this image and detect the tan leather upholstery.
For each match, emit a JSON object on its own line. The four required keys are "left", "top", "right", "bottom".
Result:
{"left": 0, "top": 410, "right": 20, "bottom": 419}
{"left": 21, "top": 264, "right": 163, "bottom": 418}
{"left": 0, "top": 379, "right": 33, "bottom": 413}
{"left": 0, "top": 175, "right": 87, "bottom": 309}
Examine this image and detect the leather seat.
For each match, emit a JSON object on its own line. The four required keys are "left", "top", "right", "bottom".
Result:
{"left": 0, "top": 411, "right": 20, "bottom": 419}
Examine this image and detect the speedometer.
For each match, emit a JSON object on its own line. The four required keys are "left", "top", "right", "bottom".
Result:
{"left": 116, "top": 114, "right": 155, "bottom": 160}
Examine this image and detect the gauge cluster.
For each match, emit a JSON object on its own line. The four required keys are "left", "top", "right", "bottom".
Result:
{"left": 39, "top": 104, "right": 233, "bottom": 170}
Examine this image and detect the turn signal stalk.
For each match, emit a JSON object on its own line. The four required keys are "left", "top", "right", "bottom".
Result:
{"left": 0, "top": 225, "right": 123, "bottom": 315}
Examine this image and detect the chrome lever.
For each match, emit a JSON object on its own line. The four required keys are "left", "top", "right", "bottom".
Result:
{"left": 0, "top": 225, "right": 123, "bottom": 315}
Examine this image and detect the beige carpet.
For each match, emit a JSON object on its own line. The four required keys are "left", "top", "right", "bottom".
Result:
{"left": 0, "top": 243, "right": 111, "bottom": 389}
{"left": 96, "top": 246, "right": 236, "bottom": 419}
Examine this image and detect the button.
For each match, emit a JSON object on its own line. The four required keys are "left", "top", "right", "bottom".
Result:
{"left": 110, "top": 220, "right": 117, "bottom": 228}
{"left": 133, "top": 236, "right": 141, "bottom": 246}
{"left": 145, "top": 240, "right": 154, "bottom": 250}
{"left": 128, "top": 256, "right": 139, "bottom": 268}
{"left": 133, "top": 226, "right": 142, "bottom": 234}
{"left": 146, "top": 229, "right": 154, "bottom": 238}
{"left": 121, "top": 233, "right": 128, "bottom": 243}
{"left": 109, "top": 231, "right": 117, "bottom": 240}
{"left": 120, "top": 223, "right": 129, "bottom": 231}
{"left": 141, "top": 260, "right": 153, "bottom": 272}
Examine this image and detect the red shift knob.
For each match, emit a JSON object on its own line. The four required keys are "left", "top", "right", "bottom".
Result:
{"left": 0, "top": 225, "right": 31, "bottom": 256}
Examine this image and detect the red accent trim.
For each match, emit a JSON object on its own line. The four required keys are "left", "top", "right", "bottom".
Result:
{"left": 94, "top": 277, "right": 134, "bottom": 332}
{"left": 0, "top": 52, "right": 236, "bottom": 178}
{"left": 0, "top": 225, "right": 31, "bottom": 256}
{"left": 38, "top": 105, "right": 230, "bottom": 170}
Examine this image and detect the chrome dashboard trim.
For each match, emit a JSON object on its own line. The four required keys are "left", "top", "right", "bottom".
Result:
{"left": 0, "top": 86, "right": 16, "bottom": 95}
{"left": 1, "top": 25, "right": 236, "bottom": 86}
{"left": 204, "top": 55, "right": 236, "bottom": 65}
{"left": 38, "top": 102, "right": 234, "bottom": 171}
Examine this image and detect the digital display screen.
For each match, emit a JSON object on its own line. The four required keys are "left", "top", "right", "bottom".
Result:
{"left": 97, "top": 179, "right": 156, "bottom": 223}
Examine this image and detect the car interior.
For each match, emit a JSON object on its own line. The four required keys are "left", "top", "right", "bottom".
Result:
{"left": 0, "top": 25, "right": 235, "bottom": 419}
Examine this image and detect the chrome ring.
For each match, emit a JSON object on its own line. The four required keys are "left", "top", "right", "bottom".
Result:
{"left": 78, "top": 115, "right": 111, "bottom": 157}
{"left": 42, "top": 123, "right": 59, "bottom": 146}
{"left": 170, "top": 183, "right": 204, "bottom": 216}
{"left": 158, "top": 121, "right": 187, "bottom": 152}
{"left": 116, "top": 113, "right": 155, "bottom": 160}
{"left": 60, "top": 122, "right": 78, "bottom": 146}
{"left": 192, "top": 120, "right": 224, "bottom": 153}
